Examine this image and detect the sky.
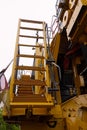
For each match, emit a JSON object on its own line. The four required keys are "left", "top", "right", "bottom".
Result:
{"left": 0, "top": 0, "right": 56, "bottom": 81}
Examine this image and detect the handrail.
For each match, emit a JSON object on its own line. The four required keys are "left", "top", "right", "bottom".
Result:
{"left": 51, "top": 15, "right": 59, "bottom": 38}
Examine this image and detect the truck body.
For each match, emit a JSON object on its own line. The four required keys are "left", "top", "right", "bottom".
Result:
{"left": 0, "top": 0, "right": 87, "bottom": 130}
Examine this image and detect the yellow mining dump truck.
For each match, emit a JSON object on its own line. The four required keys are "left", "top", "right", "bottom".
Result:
{"left": 0, "top": 0, "right": 87, "bottom": 130}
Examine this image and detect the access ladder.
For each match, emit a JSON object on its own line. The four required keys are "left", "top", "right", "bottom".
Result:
{"left": 10, "top": 19, "right": 53, "bottom": 109}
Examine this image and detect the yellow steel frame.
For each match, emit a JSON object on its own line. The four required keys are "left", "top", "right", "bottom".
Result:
{"left": 10, "top": 19, "right": 21, "bottom": 102}
{"left": 9, "top": 19, "right": 54, "bottom": 116}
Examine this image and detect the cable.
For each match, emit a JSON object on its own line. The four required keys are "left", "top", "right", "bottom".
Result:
{"left": 0, "top": 59, "right": 13, "bottom": 74}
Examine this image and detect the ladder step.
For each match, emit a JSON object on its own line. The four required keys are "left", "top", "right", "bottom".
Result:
{"left": 18, "top": 86, "right": 32, "bottom": 91}
{"left": 19, "top": 35, "right": 44, "bottom": 39}
{"left": 13, "top": 94, "right": 47, "bottom": 102}
{"left": 13, "top": 98, "right": 47, "bottom": 102}
{"left": 17, "top": 54, "right": 45, "bottom": 59}
{"left": 18, "top": 91, "right": 33, "bottom": 94}
{"left": 17, "top": 85, "right": 33, "bottom": 94}
{"left": 14, "top": 79, "right": 46, "bottom": 86}
{"left": 18, "top": 87, "right": 32, "bottom": 90}
{"left": 15, "top": 94, "right": 44, "bottom": 98}
{"left": 20, "top": 19, "right": 43, "bottom": 24}
{"left": 18, "top": 44, "right": 44, "bottom": 48}
{"left": 20, "top": 27, "right": 43, "bottom": 31}
{"left": 15, "top": 66, "right": 46, "bottom": 71}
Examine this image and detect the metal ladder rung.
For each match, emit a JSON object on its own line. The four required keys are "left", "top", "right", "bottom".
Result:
{"left": 13, "top": 98, "right": 47, "bottom": 102}
{"left": 17, "top": 54, "right": 45, "bottom": 59}
{"left": 18, "top": 44, "right": 44, "bottom": 48}
{"left": 20, "top": 27, "right": 43, "bottom": 31}
{"left": 19, "top": 35, "right": 44, "bottom": 39}
{"left": 14, "top": 94, "right": 44, "bottom": 98}
{"left": 18, "top": 90, "right": 33, "bottom": 94}
{"left": 13, "top": 93, "right": 47, "bottom": 102}
{"left": 20, "top": 19, "right": 43, "bottom": 24}
{"left": 10, "top": 102, "right": 53, "bottom": 107}
{"left": 14, "top": 79, "right": 46, "bottom": 86}
{"left": 18, "top": 87, "right": 32, "bottom": 91}
{"left": 15, "top": 66, "right": 46, "bottom": 71}
{"left": 18, "top": 91, "right": 33, "bottom": 94}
